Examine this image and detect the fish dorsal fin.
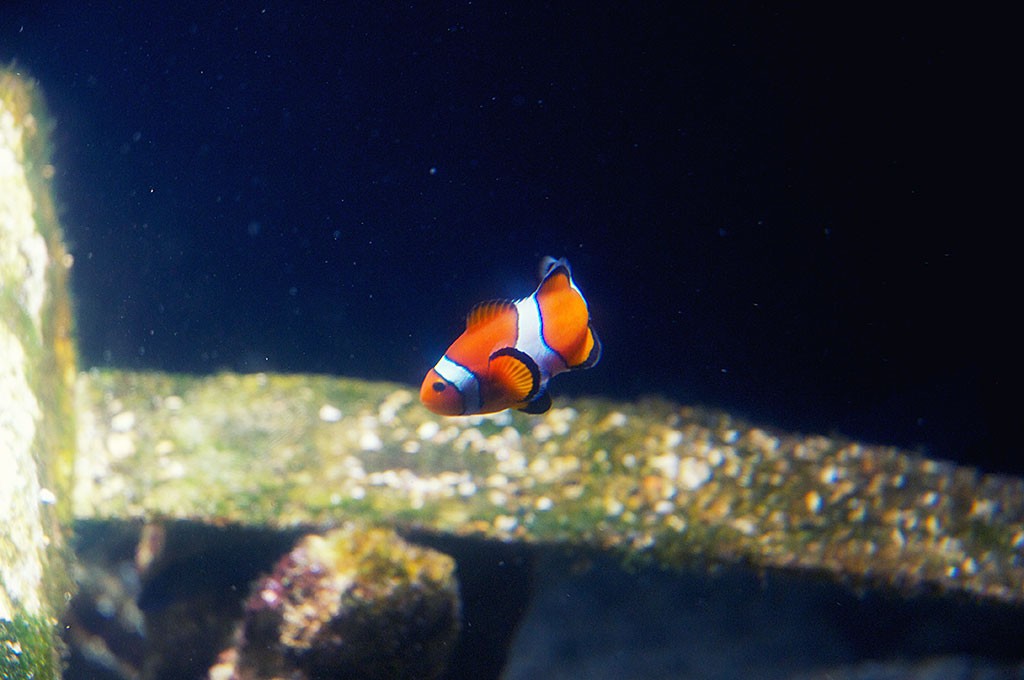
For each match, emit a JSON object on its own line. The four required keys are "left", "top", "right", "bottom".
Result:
{"left": 537, "top": 262, "right": 572, "bottom": 295}
{"left": 488, "top": 348, "right": 539, "bottom": 402}
{"left": 466, "top": 299, "right": 516, "bottom": 330}
{"left": 538, "top": 256, "right": 571, "bottom": 282}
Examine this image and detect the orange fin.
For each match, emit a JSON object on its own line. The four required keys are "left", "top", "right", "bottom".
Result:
{"left": 466, "top": 299, "right": 516, "bottom": 330}
{"left": 488, "top": 348, "right": 539, "bottom": 402}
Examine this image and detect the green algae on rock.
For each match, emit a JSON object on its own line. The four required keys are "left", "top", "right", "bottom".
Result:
{"left": 1, "top": 616, "right": 60, "bottom": 679}
{"left": 208, "top": 525, "right": 460, "bottom": 680}
{"left": 74, "top": 369, "right": 1024, "bottom": 605}
{"left": 1, "top": 68, "right": 77, "bottom": 680}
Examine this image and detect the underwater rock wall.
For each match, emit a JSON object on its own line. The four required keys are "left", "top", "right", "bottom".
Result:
{"left": 0, "top": 69, "right": 77, "bottom": 680}
{"left": 73, "top": 369, "right": 1024, "bottom": 605}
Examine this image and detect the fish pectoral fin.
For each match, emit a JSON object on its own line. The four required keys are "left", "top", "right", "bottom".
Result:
{"left": 488, "top": 348, "right": 539, "bottom": 402}
{"left": 518, "top": 391, "right": 552, "bottom": 414}
{"left": 466, "top": 299, "right": 516, "bottom": 330}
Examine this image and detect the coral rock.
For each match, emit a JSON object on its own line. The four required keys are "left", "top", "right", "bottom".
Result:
{"left": 210, "top": 525, "right": 460, "bottom": 680}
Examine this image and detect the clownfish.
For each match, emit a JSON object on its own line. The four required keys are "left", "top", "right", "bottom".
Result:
{"left": 420, "top": 256, "right": 601, "bottom": 416}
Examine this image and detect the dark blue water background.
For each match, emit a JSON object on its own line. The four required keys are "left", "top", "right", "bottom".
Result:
{"left": 2, "top": 3, "right": 1014, "bottom": 471}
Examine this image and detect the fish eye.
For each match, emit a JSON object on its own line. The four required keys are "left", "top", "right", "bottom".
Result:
{"left": 432, "top": 381, "right": 447, "bottom": 393}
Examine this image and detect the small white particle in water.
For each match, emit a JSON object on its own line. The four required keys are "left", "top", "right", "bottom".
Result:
{"left": 417, "top": 421, "right": 440, "bottom": 439}
{"left": 535, "top": 496, "right": 553, "bottom": 511}
{"left": 486, "top": 410, "right": 512, "bottom": 426}
{"left": 665, "top": 515, "right": 687, "bottom": 532}
{"left": 494, "top": 515, "right": 517, "bottom": 532}
{"left": 458, "top": 480, "right": 477, "bottom": 497}
{"left": 359, "top": 431, "right": 382, "bottom": 451}
{"left": 819, "top": 465, "right": 840, "bottom": 485}
{"left": 97, "top": 596, "right": 116, "bottom": 618}
{"left": 164, "top": 460, "right": 187, "bottom": 479}
{"left": 966, "top": 497, "right": 991, "bottom": 518}
{"left": 318, "top": 404, "right": 343, "bottom": 422}
{"left": 649, "top": 454, "right": 679, "bottom": 480}
{"left": 106, "top": 432, "right": 136, "bottom": 459}
{"left": 601, "top": 411, "right": 628, "bottom": 429}
{"left": 164, "top": 395, "right": 184, "bottom": 410}
{"left": 891, "top": 528, "right": 906, "bottom": 548}
{"left": 604, "top": 497, "right": 624, "bottom": 517}
{"left": 110, "top": 410, "right": 136, "bottom": 432}
{"left": 402, "top": 440, "right": 421, "bottom": 454}
{"left": 259, "top": 588, "right": 279, "bottom": 606}
{"left": 546, "top": 407, "right": 576, "bottom": 435}
{"left": 654, "top": 499, "right": 674, "bottom": 514}
{"left": 350, "top": 486, "right": 366, "bottom": 500}
{"left": 39, "top": 488, "right": 56, "bottom": 505}
{"left": 379, "top": 390, "right": 413, "bottom": 423}
{"left": 678, "top": 458, "right": 712, "bottom": 490}
{"left": 532, "top": 423, "right": 553, "bottom": 441}
{"left": 731, "top": 517, "right": 757, "bottom": 535}
{"left": 485, "top": 473, "right": 508, "bottom": 488}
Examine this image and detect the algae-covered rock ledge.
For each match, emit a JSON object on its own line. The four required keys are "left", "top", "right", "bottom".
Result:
{"left": 73, "top": 369, "right": 1024, "bottom": 605}
{"left": 1, "top": 69, "right": 77, "bottom": 680}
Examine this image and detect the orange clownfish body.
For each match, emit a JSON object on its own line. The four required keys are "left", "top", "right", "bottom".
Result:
{"left": 420, "top": 257, "right": 601, "bottom": 416}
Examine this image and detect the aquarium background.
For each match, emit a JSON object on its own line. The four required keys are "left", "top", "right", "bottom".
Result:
{"left": 1, "top": 3, "right": 1013, "bottom": 471}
